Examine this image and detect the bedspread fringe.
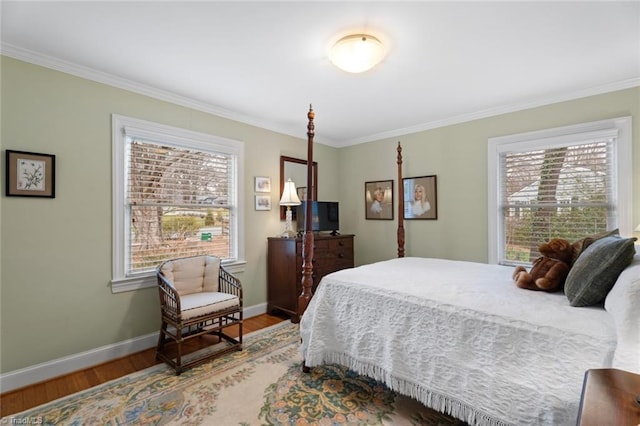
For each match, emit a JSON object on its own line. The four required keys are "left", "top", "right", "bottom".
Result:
{"left": 310, "top": 352, "right": 513, "bottom": 426}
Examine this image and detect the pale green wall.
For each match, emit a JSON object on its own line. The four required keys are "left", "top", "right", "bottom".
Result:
{"left": 0, "top": 57, "right": 340, "bottom": 373}
{"left": 1, "top": 55, "right": 638, "bottom": 374}
{"left": 340, "top": 88, "right": 640, "bottom": 266}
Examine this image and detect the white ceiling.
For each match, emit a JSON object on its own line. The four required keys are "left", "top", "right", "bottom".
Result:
{"left": 2, "top": 1, "right": 639, "bottom": 147}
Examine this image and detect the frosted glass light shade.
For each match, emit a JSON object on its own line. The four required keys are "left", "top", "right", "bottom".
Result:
{"left": 330, "top": 34, "right": 385, "bottom": 73}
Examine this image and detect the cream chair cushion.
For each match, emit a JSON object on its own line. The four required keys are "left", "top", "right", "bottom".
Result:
{"left": 160, "top": 255, "right": 221, "bottom": 295}
{"left": 181, "top": 292, "right": 239, "bottom": 320}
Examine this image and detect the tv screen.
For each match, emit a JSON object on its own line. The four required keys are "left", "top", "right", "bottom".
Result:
{"left": 296, "top": 201, "right": 340, "bottom": 235}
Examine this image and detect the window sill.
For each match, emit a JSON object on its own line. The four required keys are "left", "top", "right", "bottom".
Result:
{"left": 111, "top": 259, "right": 247, "bottom": 293}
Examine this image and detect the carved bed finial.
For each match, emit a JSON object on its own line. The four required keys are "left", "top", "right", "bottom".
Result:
{"left": 307, "top": 105, "right": 315, "bottom": 138}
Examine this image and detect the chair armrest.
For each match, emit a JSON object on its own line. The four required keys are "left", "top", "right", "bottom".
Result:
{"left": 219, "top": 266, "right": 243, "bottom": 302}
{"left": 157, "top": 272, "right": 181, "bottom": 319}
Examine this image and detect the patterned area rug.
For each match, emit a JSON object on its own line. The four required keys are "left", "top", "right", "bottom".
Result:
{"left": 3, "top": 321, "right": 464, "bottom": 425}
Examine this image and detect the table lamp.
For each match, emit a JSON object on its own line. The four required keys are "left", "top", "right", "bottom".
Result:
{"left": 279, "top": 179, "right": 301, "bottom": 238}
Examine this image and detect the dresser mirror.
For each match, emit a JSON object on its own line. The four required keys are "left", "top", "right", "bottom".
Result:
{"left": 280, "top": 155, "right": 317, "bottom": 220}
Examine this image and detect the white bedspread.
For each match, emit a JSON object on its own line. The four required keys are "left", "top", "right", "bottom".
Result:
{"left": 300, "top": 257, "right": 618, "bottom": 426}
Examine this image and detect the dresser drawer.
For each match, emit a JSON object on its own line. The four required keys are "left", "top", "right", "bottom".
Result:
{"left": 329, "top": 237, "right": 353, "bottom": 251}
{"left": 296, "top": 239, "right": 330, "bottom": 253}
{"left": 296, "top": 237, "right": 352, "bottom": 261}
{"left": 296, "top": 237, "right": 353, "bottom": 251}
{"left": 322, "top": 251, "right": 353, "bottom": 268}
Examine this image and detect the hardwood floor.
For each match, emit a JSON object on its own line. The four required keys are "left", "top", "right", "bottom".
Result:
{"left": 0, "top": 313, "right": 287, "bottom": 417}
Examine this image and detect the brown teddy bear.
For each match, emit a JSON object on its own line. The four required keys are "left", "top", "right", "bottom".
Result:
{"left": 512, "top": 238, "right": 574, "bottom": 292}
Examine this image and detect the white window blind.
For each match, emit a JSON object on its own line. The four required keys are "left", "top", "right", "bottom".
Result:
{"left": 126, "top": 138, "right": 235, "bottom": 273}
{"left": 488, "top": 117, "right": 632, "bottom": 266}
{"left": 500, "top": 138, "right": 614, "bottom": 264}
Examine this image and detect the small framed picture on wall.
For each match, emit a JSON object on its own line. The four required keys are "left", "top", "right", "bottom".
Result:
{"left": 255, "top": 195, "right": 271, "bottom": 210}
{"left": 5, "top": 150, "right": 56, "bottom": 198}
{"left": 403, "top": 175, "right": 437, "bottom": 220}
{"left": 255, "top": 176, "right": 271, "bottom": 193}
{"left": 364, "top": 180, "right": 393, "bottom": 220}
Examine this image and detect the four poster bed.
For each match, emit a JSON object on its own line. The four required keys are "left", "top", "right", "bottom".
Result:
{"left": 297, "top": 111, "right": 639, "bottom": 426}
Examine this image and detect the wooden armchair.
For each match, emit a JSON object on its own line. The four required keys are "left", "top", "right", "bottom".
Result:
{"left": 156, "top": 255, "right": 243, "bottom": 374}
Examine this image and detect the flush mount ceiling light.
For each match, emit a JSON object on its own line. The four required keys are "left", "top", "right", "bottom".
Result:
{"left": 329, "top": 33, "right": 386, "bottom": 73}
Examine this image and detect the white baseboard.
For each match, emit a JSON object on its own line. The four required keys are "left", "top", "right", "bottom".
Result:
{"left": 0, "top": 303, "right": 267, "bottom": 393}
{"left": 243, "top": 303, "right": 266, "bottom": 320}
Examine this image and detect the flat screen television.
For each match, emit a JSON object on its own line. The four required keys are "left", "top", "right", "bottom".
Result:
{"left": 296, "top": 201, "right": 340, "bottom": 235}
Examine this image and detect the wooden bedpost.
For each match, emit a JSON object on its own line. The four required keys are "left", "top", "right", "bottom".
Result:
{"left": 298, "top": 105, "right": 315, "bottom": 320}
{"left": 397, "top": 142, "right": 405, "bottom": 258}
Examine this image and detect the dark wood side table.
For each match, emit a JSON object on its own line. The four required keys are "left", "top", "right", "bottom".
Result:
{"left": 577, "top": 368, "right": 640, "bottom": 425}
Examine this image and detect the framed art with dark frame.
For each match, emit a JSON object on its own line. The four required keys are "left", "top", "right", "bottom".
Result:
{"left": 5, "top": 150, "right": 56, "bottom": 198}
{"left": 403, "top": 175, "right": 437, "bottom": 219}
{"left": 365, "top": 180, "right": 393, "bottom": 220}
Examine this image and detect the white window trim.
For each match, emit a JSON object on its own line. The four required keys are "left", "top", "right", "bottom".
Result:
{"left": 488, "top": 116, "right": 632, "bottom": 264}
{"left": 111, "top": 114, "right": 245, "bottom": 293}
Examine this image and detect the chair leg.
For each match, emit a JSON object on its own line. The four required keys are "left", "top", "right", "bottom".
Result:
{"left": 217, "top": 317, "right": 223, "bottom": 343}
{"left": 175, "top": 326, "right": 183, "bottom": 375}
{"left": 156, "top": 321, "right": 168, "bottom": 361}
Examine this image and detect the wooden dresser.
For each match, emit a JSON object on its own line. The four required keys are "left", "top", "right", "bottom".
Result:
{"left": 267, "top": 233, "right": 354, "bottom": 322}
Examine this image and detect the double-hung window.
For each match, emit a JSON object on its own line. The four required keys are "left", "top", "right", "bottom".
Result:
{"left": 112, "top": 115, "right": 245, "bottom": 292}
{"left": 488, "top": 117, "right": 632, "bottom": 265}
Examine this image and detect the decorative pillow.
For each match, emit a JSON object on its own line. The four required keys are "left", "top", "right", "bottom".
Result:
{"left": 604, "top": 253, "right": 640, "bottom": 372}
{"left": 570, "top": 228, "right": 619, "bottom": 267}
{"left": 565, "top": 235, "right": 636, "bottom": 307}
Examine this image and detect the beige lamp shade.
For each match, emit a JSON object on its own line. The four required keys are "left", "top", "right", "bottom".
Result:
{"left": 280, "top": 179, "right": 301, "bottom": 206}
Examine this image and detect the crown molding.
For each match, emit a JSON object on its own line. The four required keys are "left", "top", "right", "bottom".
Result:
{"left": 0, "top": 43, "right": 339, "bottom": 146}
{"left": 342, "top": 77, "right": 640, "bottom": 147}
{"left": 2, "top": 42, "right": 637, "bottom": 149}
